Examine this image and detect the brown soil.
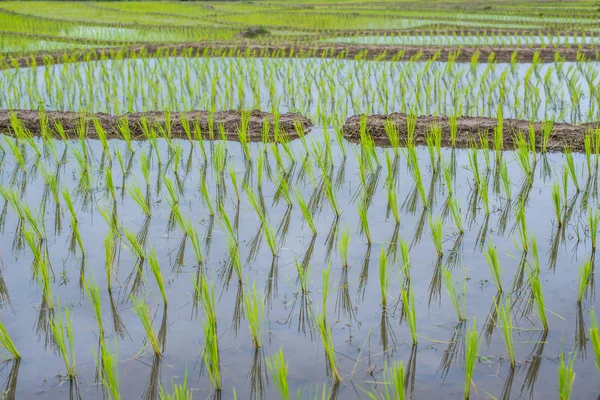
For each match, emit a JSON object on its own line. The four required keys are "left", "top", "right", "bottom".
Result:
{"left": 343, "top": 113, "right": 600, "bottom": 152}
{"left": 3, "top": 41, "right": 600, "bottom": 70}
{"left": 0, "top": 109, "right": 312, "bottom": 141}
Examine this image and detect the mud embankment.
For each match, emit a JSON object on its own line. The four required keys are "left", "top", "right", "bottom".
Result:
{"left": 0, "top": 109, "right": 312, "bottom": 141}
{"left": 343, "top": 113, "right": 599, "bottom": 152}
{"left": 3, "top": 42, "right": 600, "bottom": 70}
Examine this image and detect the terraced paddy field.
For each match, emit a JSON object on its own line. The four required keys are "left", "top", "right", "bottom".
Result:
{"left": 1, "top": 1, "right": 600, "bottom": 399}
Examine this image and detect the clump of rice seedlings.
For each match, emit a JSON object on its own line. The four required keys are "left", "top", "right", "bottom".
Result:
{"left": 442, "top": 268, "right": 465, "bottom": 321}
{"left": 402, "top": 288, "right": 417, "bottom": 345}
{"left": 479, "top": 178, "right": 490, "bottom": 216}
{"left": 94, "top": 338, "right": 120, "bottom": 400}
{"left": 105, "top": 232, "right": 116, "bottom": 291}
{"left": 558, "top": 351, "right": 575, "bottom": 400}
{"left": 541, "top": 120, "right": 554, "bottom": 153}
{"left": 363, "top": 360, "right": 405, "bottom": 400}
{"left": 123, "top": 227, "right": 146, "bottom": 261}
{"left": 131, "top": 296, "right": 162, "bottom": 356}
{"left": 589, "top": 309, "right": 600, "bottom": 372}
{"left": 528, "top": 247, "right": 548, "bottom": 331}
{"left": 201, "top": 180, "right": 214, "bottom": 216}
{"left": 464, "top": 318, "right": 479, "bottom": 400}
{"left": 577, "top": 260, "right": 592, "bottom": 303}
{"left": 516, "top": 202, "right": 529, "bottom": 252}
{"left": 495, "top": 297, "right": 516, "bottom": 368}
{"left": 379, "top": 247, "right": 390, "bottom": 307}
{"left": 62, "top": 188, "right": 84, "bottom": 254}
{"left": 0, "top": 320, "right": 20, "bottom": 359}
{"left": 316, "top": 313, "right": 341, "bottom": 383}
{"left": 449, "top": 115, "right": 458, "bottom": 147}
{"left": 357, "top": 199, "right": 371, "bottom": 245}
{"left": 387, "top": 184, "right": 401, "bottom": 225}
{"left": 552, "top": 183, "right": 563, "bottom": 227}
{"left": 50, "top": 301, "right": 77, "bottom": 378}
{"left": 295, "top": 189, "right": 316, "bottom": 236}
{"left": 564, "top": 149, "right": 580, "bottom": 192}
{"left": 383, "top": 119, "right": 400, "bottom": 154}
{"left": 197, "top": 275, "right": 220, "bottom": 391}
{"left": 338, "top": 227, "right": 350, "bottom": 268}
{"left": 243, "top": 281, "right": 264, "bottom": 349}
{"left": 499, "top": 160, "right": 511, "bottom": 200}
{"left": 84, "top": 278, "right": 103, "bottom": 336}
{"left": 148, "top": 249, "right": 167, "bottom": 305}
{"left": 128, "top": 181, "right": 151, "bottom": 217}
{"left": 485, "top": 243, "right": 503, "bottom": 293}
{"left": 266, "top": 349, "right": 290, "bottom": 400}
{"left": 449, "top": 197, "right": 464, "bottom": 234}
{"left": 160, "top": 369, "right": 191, "bottom": 400}
{"left": 589, "top": 207, "right": 599, "bottom": 251}
{"left": 429, "top": 216, "right": 443, "bottom": 258}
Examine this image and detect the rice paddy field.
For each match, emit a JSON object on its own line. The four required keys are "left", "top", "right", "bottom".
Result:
{"left": 1, "top": 0, "right": 600, "bottom": 399}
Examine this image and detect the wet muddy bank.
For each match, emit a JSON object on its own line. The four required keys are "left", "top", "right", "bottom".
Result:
{"left": 343, "top": 113, "right": 600, "bottom": 152}
{"left": 3, "top": 41, "right": 600, "bottom": 70}
{"left": 0, "top": 109, "right": 312, "bottom": 141}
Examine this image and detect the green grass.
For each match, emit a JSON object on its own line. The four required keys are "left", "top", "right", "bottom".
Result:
{"left": 590, "top": 308, "right": 600, "bottom": 373}
{"left": 50, "top": 301, "right": 77, "bottom": 378}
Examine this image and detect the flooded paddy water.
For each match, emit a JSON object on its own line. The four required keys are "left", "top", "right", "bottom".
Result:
{"left": 0, "top": 55, "right": 598, "bottom": 400}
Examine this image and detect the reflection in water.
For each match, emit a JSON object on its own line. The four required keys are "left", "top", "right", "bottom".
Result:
{"left": 0, "top": 359, "right": 20, "bottom": 400}
{"left": 248, "top": 348, "right": 268, "bottom": 400}
{"left": 437, "top": 322, "right": 465, "bottom": 381}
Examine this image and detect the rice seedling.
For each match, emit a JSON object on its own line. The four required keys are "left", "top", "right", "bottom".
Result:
{"left": 552, "top": 183, "right": 563, "bottom": 227}
{"left": 464, "top": 318, "right": 479, "bottom": 400}
{"left": 94, "top": 338, "right": 120, "bottom": 400}
{"left": 564, "top": 149, "right": 580, "bottom": 192}
{"left": 484, "top": 243, "right": 503, "bottom": 293}
{"left": 196, "top": 275, "right": 220, "bottom": 391}
{"left": 494, "top": 297, "right": 516, "bottom": 368}
{"left": 442, "top": 268, "right": 465, "bottom": 321}
{"left": 339, "top": 227, "right": 350, "bottom": 268}
{"left": 577, "top": 260, "right": 592, "bottom": 303}
{"left": 84, "top": 278, "right": 104, "bottom": 336}
{"left": 429, "top": 216, "right": 443, "bottom": 258}
{"left": 401, "top": 288, "right": 417, "bottom": 345}
{"left": 50, "top": 301, "right": 77, "bottom": 378}
{"left": 0, "top": 320, "right": 20, "bottom": 359}
{"left": 160, "top": 369, "right": 191, "bottom": 400}
{"left": 131, "top": 295, "right": 162, "bottom": 356}
{"left": 379, "top": 247, "right": 390, "bottom": 307}
{"left": 362, "top": 360, "right": 406, "bottom": 400}
{"left": 589, "top": 206, "right": 599, "bottom": 251}
{"left": 295, "top": 189, "right": 316, "bottom": 236}
{"left": 243, "top": 280, "right": 264, "bottom": 349}
{"left": 148, "top": 249, "right": 168, "bottom": 305}
{"left": 448, "top": 197, "right": 464, "bottom": 234}
{"left": 590, "top": 309, "right": 600, "bottom": 373}
{"left": 266, "top": 349, "right": 290, "bottom": 400}
{"left": 528, "top": 261, "right": 548, "bottom": 331}
{"left": 315, "top": 313, "right": 341, "bottom": 383}
{"left": 558, "top": 351, "right": 575, "bottom": 400}
{"left": 128, "top": 181, "right": 152, "bottom": 217}
{"left": 357, "top": 199, "right": 371, "bottom": 245}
